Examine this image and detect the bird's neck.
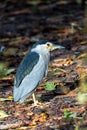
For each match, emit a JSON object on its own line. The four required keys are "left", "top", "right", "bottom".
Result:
{"left": 32, "top": 47, "right": 50, "bottom": 56}
{"left": 31, "top": 48, "right": 50, "bottom": 63}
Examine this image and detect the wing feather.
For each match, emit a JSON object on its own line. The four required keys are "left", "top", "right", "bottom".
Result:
{"left": 14, "top": 54, "right": 47, "bottom": 102}
{"left": 14, "top": 51, "right": 39, "bottom": 87}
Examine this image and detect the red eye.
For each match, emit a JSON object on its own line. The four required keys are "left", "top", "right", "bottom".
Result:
{"left": 47, "top": 43, "right": 50, "bottom": 47}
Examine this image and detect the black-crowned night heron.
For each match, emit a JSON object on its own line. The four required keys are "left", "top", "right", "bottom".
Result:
{"left": 13, "top": 40, "right": 64, "bottom": 105}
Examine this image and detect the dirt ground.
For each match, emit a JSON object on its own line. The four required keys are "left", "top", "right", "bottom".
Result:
{"left": 0, "top": 1, "right": 87, "bottom": 129}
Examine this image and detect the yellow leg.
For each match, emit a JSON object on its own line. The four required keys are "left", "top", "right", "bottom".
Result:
{"left": 32, "top": 93, "right": 38, "bottom": 106}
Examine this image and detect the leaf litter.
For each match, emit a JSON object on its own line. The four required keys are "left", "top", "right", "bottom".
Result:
{"left": 0, "top": 0, "right": 87, "bottom": 129}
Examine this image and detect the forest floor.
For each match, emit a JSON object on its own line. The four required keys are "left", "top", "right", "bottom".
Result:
{"left": 0, "top": 1, "right": 87, "bottom": 130}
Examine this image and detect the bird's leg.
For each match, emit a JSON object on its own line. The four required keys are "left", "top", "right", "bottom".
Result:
{"left": 32, "top": 93, "right": 38, "bottom": 106}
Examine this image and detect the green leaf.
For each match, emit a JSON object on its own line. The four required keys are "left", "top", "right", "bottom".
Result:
{"left": 64, "top": 109, "right": 71, "bottom": 120}
{"left": 0, "top": 63, "right": 15, "bottom": 77}
{"left": 69, "top": 113, "right": 77, "bottom": 118}
{"left": 44, "top": 82, "right": 56, "bottom": 91}
{"left": 0, "top": 63, "right": 3, "bottom": 70}
{"left": 64, "top": 109, "right": 77, "bottom": 120}
{"left": 0, "top": 110, "right": 9, "bottom": 119}
{"left": 77, "top": 92, "right": 87, "bottom": 104}
{"left": 5, "top": 68, "right": 15, "bottom": 75}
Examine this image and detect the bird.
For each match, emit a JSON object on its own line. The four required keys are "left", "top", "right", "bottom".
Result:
{"left": 13, "top": 40, "right": 64, "bottom": 105}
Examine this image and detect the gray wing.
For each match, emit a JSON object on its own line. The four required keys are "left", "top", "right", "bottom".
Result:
{"left": 14, "top": 51, "right": 39, "bottom": 87}
{"left": 14, "top": 54, "right": 47, "bottom": 102}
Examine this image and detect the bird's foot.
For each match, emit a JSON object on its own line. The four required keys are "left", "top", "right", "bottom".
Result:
{"left": 32, "top": 93, "right": 39, "bottom": 106}
{"left": 33, "top": 99, "right": 38, "bottom": 106}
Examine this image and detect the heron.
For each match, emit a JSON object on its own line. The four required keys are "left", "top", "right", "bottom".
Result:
{"left": 13, "top": 40, "right": 64, "bottom": 105}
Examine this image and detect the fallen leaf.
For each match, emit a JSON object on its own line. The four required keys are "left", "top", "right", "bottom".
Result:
{"left": 0, "top": 97, "right": 13, "bottom": 102}
{"left": 0, "top": 110, "right": 10, "bottom": 119}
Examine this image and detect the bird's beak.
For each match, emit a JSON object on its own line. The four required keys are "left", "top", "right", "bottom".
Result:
{"left": 51, "top": 44, "right": 65, "bottom": 51}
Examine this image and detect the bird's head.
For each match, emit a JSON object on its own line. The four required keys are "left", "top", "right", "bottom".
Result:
{"left": 32, "top": 40, "right": 65, "bottom": 53}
